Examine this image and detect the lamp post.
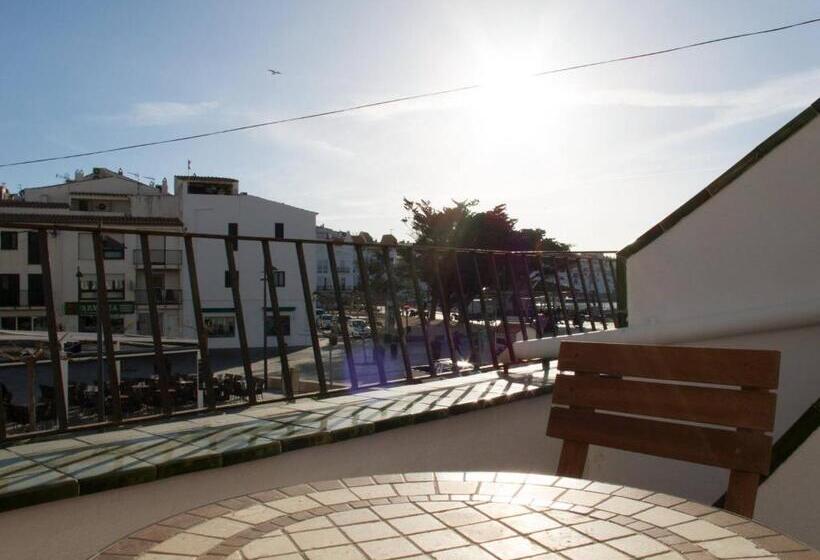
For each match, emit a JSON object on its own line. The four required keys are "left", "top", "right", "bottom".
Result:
{"left": 261, "top": 269, "right": 268, "bottom": 392}
{"left": 77, "top": 267, "right": 104, "bottom": 420}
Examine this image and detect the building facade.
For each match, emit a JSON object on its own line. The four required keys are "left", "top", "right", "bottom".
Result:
{"left": 315, "top": 225, "right": 358, "bottom": 292}
{"left": 0, "top": 169, "right": 318, "bottom": 350}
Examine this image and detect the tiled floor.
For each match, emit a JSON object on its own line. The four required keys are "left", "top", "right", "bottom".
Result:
{"left": 90, "top": 472, "right": 818, "bottom": 560}
{"left": 0, "top": 367, "right": 550, "bottom": 512}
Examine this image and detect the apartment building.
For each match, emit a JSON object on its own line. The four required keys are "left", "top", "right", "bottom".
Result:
{"left": 315, "top": 225, "right": 358, "bottom": 292}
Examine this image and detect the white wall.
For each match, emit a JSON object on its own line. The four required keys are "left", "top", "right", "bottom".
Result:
{"left": 179, "top": 190, "right": 317, "bottom": 349}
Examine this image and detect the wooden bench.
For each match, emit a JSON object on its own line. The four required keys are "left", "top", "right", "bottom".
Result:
{"left": 547, "top": 341, "right": 780, "bottom": 517}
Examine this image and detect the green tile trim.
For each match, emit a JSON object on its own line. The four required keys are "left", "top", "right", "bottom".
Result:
{"left": 620, "top": 98, "right": 820, "bottom": 260}
{"left": 0, "top": 370, "right": 552, "bottom": 514}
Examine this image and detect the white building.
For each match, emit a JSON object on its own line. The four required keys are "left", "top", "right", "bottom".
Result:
{"left": 176, "top": 175, "right": 317, "bottom": 349}
{"left": 0, "top": 169, "right": 319, "bottom": 350}
{"left": 0, "top": 169, "right": 184, "bottom": 337}
{"left": 315, "top": 225, "right": 358, "bottom": 292}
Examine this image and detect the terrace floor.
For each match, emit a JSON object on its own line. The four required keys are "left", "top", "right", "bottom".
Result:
{"left": 0, "top": 365, "right": 552, "bottom": 513}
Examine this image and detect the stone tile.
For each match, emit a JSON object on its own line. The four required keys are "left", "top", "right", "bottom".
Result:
{"left": 609, "top": 534, "right": 671, "bottom": 557}
{"left": 731, "top": 522, "right": 777, "bottom": 539}
{"left": 432, "top": 544, "right": 498, "bottom": 559}
{"left": 478, "top": 482, "right": 522, "bottom": 497}
{"left": 531, "top": 526, "right": 594, "bottom": 549}
{"left": 359, "top": 536, "right": 422, "bottom": 560}
{"left": 752, "top": 535, "right": 808, "bottom": 553}
{"left": 341, "top": 520, "right": 399, "bottom": 542}
{"left": 285, "top": 517, "right": 333, "bottom": 532}
{"left": 476, "top": 502, "right": 531, "bottom": 519}
{"left": 151, "top": 533, "right": 222, "bottom": 555}
{"left": 555, "top": 477, "right": 590, "bottom": 489}
{"left": 226, "top": 504, "right": 282, "bottom": 524}
{"left": 560, "top": 489, "right": 608, "bottom": 507}
{"left": 372, "top": 502, "right": 424, "bottom": 519}
{"left": 701, "top": 536, "right": 771, "bottom": 559}
{"left": 394, "top": 482, "right": 436, "bottom": 496}
{"left": 410, "top": 528, "right": 470, "bottom": 552}
{"left": 435, "top": 507, "right": 490, "bottom": 527}
{"left": 634, "top": 506, "right": 697, "bottom": 528}
{"left": 645, "top": 494, "right": 688, "bottom": 508}
{"left": 574, "top": 520, "right": 635, "bottom": 540}
{"left": 438, "top": 481, "right": 479, "bottom": 495}
{"left": 267, "top": 495, "right": 322, "bottom": 513}
{"left": 482, "top": 536, "right": 548, "bottom": 560}
{"left": 330, "top": 508, "right": 381, "bottom": 526}
{"left": 309, "top": 488, "right": 359, "bottom": 505}
{"left": 241, "top": 535, "right": 298, "bottom": 559}
{"left": 418, "top": 501, "right": 465, "bottom": 513}
{"left": 388, "top": 513, "right": 447, "bottom": 534}
{"left": 456, "top": 520, "right": 517, "bottom": 543}
{"left": 500, "top": 512, "right": 561, "bottom": 534}
{"left": 563, "top": 543, "right": 631, "bottom": 560}
{"left": 289, "top": 527, "right": 349, "bottom": 549}
{"left": 598, "top": 496, "right": 655, "bottom": 516}
{"left": 187, "top": 517, "right": 251, "bottom": 538}
{"left": 672, "top": 502, "right": 716, "bottom": 517}
{"left": 668, "top": 520, "right": 735, "bottom": 542}
{"left": 351, "top": 484, "right": 397, "bottom": 500}
{"left": 306, "top": 544, "right": 367, "bottom": 559}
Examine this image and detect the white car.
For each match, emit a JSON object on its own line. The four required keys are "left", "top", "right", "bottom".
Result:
{"left": 348, "top": 319, "right": 372, "bottom": 338}
{"left": 432, "top": 358, "right": 473, "bottom": 374}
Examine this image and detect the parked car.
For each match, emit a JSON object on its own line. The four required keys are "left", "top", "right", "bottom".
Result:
{"left": 318, "top": 314, "right": 335, "bottom": 330}
{"left": 348, "top": 319, "right": 372, "bottom": 338}
{"left": 430, "top": 358, "right": 473, "bottom": 374}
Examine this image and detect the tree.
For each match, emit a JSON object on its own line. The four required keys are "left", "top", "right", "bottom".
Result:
{"left": 401, "top": 199, "right": 570, "bottom": 319}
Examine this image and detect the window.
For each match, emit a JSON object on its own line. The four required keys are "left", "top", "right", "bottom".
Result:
{"left": 1, "top": 317, "right": 15, "bottom": 330}
{"left": 317, "top": 260, "right": 328, "bottom": 274}
{"left": 33, "top": 316, "right": 46, "bottom": 331}
{"left": 274, "top": 270, "right": 285, "bottom": 287}
{"left": 274, "top": 223, "right": 284, "bottom": 239}
{"left": 224, "top": 270, "right": 238, "bottom": 288}
{"left": 187, "top": 182, "right": 233, "bottom": 195}
{"left": 79, "top": 315, "right": 124, "bottom": 334}
{"left": 17, "top": 316, "right": 31, "bottom": 331}
{"left": 204, "top": 316, "right": 235, "bottom": 338}
{"left": 228, "top": 223, "right": 238, "bottom": 250}
{"left": 27, "top": 231, "right": 41, "bottom": 265}
{"left": 1, "top": 231, "right": 18, "bottom": 250}
{"left": 27, "top": 274, "right": 44, "bottom": 306}
{"left": 78, "top": 233, "right": 124, "bottom": 260}
{"left": 79, "top": 274, "right": 125, "bottom": 300}
{"left": 0, "top": 274, "right": 20, "bottom": 306}
{"left": 265, "top": 315, "right": 291, "bottom": 336}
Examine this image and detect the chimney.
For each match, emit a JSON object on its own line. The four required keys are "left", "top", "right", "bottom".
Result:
{"left": 160, "top": 177, "right": 168, "bottom": 194}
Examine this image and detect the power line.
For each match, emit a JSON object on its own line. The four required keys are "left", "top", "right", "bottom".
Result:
{"left": 2, "top": 16, "right": 818, "bottom": 169}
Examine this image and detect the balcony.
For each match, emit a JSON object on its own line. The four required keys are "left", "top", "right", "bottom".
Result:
{"left": 133, "top": 248, "right": 183, "bottom": 267}
{"left": 135, "top": 288, "right": 183, "bottom": 306}
{"left": 0, "top": 290, "right": 45, "bottom": 308}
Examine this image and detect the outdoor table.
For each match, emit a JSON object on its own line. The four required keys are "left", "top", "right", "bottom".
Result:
{"left": 89, "top": 472, "right": 817, "bottom": 560}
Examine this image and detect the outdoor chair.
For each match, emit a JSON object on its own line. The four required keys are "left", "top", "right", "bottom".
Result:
{"left": 547, "top": 341, "right": 780, "bottom": 517}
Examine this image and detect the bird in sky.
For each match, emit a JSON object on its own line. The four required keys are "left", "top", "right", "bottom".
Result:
{"left": 268, "top": 69, "right": 282, "bottom": 75}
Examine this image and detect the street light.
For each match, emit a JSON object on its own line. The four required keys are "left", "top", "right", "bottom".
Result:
{"left": 77, "top": 267, "right": 104, "bottom": 420}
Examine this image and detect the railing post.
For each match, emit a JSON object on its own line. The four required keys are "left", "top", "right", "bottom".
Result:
{"left": 224, "top": 238, "right": 255, "bottom": 404}
{"left": 354, "top": 243, "right": 386, "bottom": 384}
{"left": 520, "top": 255, "right": 543, "bottom": 339}
{"left": 506, "top": 254, "right": 529, "bottom": 341}
{"left": 326, "top": 242, "right": 357, "bottom": 390}
{"left": 575, "top": 257, "right": 596, "bottom": 331}
{"left": 407, "top": 249, "right": 435, "bottom": 375}
{"left": 535, "top": 256, "right": 559, "bottom": 337}
{"left": 451, "top": 251, "right": 479, "bottom": 370}
{"left": 184, "top": 235, "right": 215, "bottom": 410}
{"left": 550, "top": 256, "right": 572, "bottom": 335}
{"left": 472, "top": 253, "right": 499, "bottom": 370}
{"left": 597, "top": 257, "right": 617, "bottom": 328}
{"left": 92, "top": 231, "right": 122, "bottom": 422}
{"left": 432, "top": 253, "right": 459, "bottom": 373}
{"left": 295, "top": 241, "right": 327, "bottom": 395}
{"left": 563, "top": 257, "right": 584, "bottom": 333}
{"left": 140, "top": 233, "right": 172, "bottom": 415}
{"left": 489, "top": 253, "right": 515, "bottom": 363}
{"left": 381, "top": 245, "right": 413, "bottom": 382}
{"left": 586, "top": 257, "right": 607, "bottom": 330}
{"left": 262, "top": 241, "right": 292, "bottom": 399}
{"left": 38, "top": 228, "right": 67, "bottom": 430}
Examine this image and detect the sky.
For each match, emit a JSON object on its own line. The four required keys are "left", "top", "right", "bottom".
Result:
{"left": 1, "top": 0, "right": 818, "bottom": 250}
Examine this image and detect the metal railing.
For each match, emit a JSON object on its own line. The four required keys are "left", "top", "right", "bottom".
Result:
{"left": 133, "top": 249, "right": 183, "bottom": 266}
{"left": 0, "top": 290, "right": 45, "bottom": 308}
{"left": 135, "top": 288, "right": 183, "bottom": 306}
{"left": 0, "top": 221, "right": 620, "bottom": 442}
